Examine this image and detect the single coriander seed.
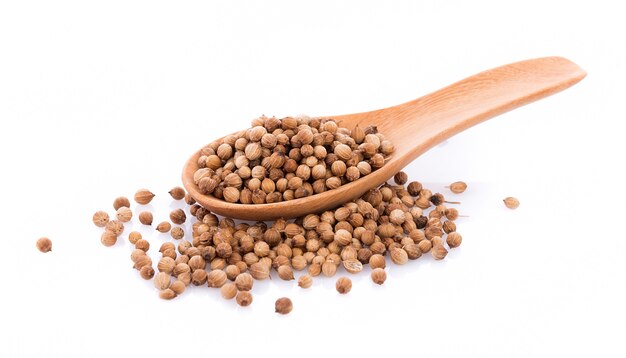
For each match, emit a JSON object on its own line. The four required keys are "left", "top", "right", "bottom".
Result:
{"left": 116, "top": 207, "right": 133, "bottom": 223}
{"left": 371, "top": 268, "right": 387, "bottom": 285}
{"left": 275, "top": 297, "right": 293, "bottom": 315}
{"left": 156, "top": 221, "right": 172, "bottom": 233}
{"left": 447, "top": 181, "right": 467, "bottom": 194}
{"left": 139, "top": 211, "right": 153, "bottom": 225}
{"left": 92, "top": 211, "right": 110, "bottom": 227}
{"left": 113, "top": 196, "right": 130, "bottom": 210}
{"left": 134, "top": 189, "right": 155, "bottom": 205}
{"left": 236, "top": 291, "right": 253, "bottom": 307}
{"left": 220, "top": 283, "right": 238, "bottom": 300}
{"left": 36, "top": 237, "right": 52, "bottom": 253}
{"left": 335, "top": 277, "right": 352, "bottom": 294}
{"left": 168, "top": 186, "right": 186, "bottom": 200}
{"left": 298, "top": 274, "right": 313, "bottom": 289}
{"left": 503, "top": 197, "right": 520, "bottom": 209}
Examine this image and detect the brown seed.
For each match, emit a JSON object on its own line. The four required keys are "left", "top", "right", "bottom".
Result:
{"left": 128, "top": 231, "right": 142, "bottom": 244}
{"left": 170, "top": 280, "right": 186, "bottom": 295}
{"left": 36, "top": 237, "right": 52, "bottom": 253}
{"left": 139, "top": 211, "right": 153, "bottom": 225}
{"left": 156, "top": 221, "right": 171, "bottom": 233}
{"left": 157, "top": 257, "right": 176, "bottom": 274}
{"left": 115, "top": 207, "right": 133, "bottom": 222}
{"left": 169, "top": 186, "right": 186, "bottom": 200}
{"left": 113, "top": 196, "right": 130, "bottom": 210}
{"left": 134, "top": 189, "right": 155, "bottom": 205}
{"left": 235, "top": 273, "right": 254, "bottom": 291}
{"left": 135, "top": 239, "right": 150, "bottom": 252}
{"left": 249, "top": 262, "right": 270, "bottom": 280}
{"left": 154, "top": 272, "right": 171, "bottom": 290}
{"left": 277, "top": 265, "right": 295, "bottom": 281}
{"left": 170, "top": 227, "right": 185, "bottom": 240}
{"left": 394, "top": 171, "right": 408, "bottom": 185}
{"left": 133, "top": 255, "right": 152, "bottom": 270}
{"left": 191, "top": 269, "right": 208, "bottom": 286}
{"left": 139, "top": 266, "right": 155, "bottom": 280}
{"left": 159, "top": 289, "right": 176, "bottom": 300}
{"left": 92, "top": 211, "right": 110, "bottom": 227}
{"left": 322, "top": 261, "right": 337, "bottom": 277}
{"left": 431, "top": 245, "right": 448, "bottom": 260}
{"left": 275, "top": 297, "right": 293, "bottom": 315}
{"left": 220, "top": 283, "right": 238, "bottom": 300}
{"left": 448, "top": 181, "right": 467, "bottom": 194}
{"left": 101, "top": 231, "right": 117, "bottom": 247}
{"left": 335, "top": 277, "right": 352, "bottom": 294}
{"left": 169, "top": 209, "right": 186, "bottom": 225}
{"left": 369, "top": 254, "right": 386, "bottom": 269}
{"left": 207, "top": 269, "right": 227, "bottom": 288}
{"left": 446, "top": 232, "right": 462, "bottom": 248}
{"left": 298, "top": 274, "right": 313, "bottom": 288}
{"left": 105, "top": 220, "right": 124, "bottom": 236}
{"left": 390, "top": 248, "right": 408, "bottom": 265}
{"left": 503, "top": 197, "right": 520, "bottom": 209}
{"left": 371, "top": 268, "right": 387, "bottom": 285}
{"left": 342, "top": 259, "right": 363, "bottom": 274}
{"left": 236, "top": 291, "right": 253, "bottom": 307}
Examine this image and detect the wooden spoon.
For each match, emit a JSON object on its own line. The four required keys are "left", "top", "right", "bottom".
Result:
{"left": 182, "top": 56, "right": 585, "bottom": 220}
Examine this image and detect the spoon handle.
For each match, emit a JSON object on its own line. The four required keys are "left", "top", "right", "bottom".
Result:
{"left": 344, "top": 57, "right": 586, "bottom": 166}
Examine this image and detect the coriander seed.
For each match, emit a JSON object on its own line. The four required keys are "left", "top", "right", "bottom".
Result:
{"left": 116, "top": 207, "right": 133, "bottom": 223}
{"left": 169, "top": 186, "right": 186, "bottom": 200}
{"left": 128, "top": 231, "right": 142, "bottom": 244}
{"left": 159, "top": 289, "right": 176, "bottom": 300}
{"left": 154, "top": 272, "right": 171, "bottom": 290}
{"left": 92, "top": 211, "right": 110, "bottom": 227}
{"left": 139, "top": 211, "right": 153, "bottom": 225}
{"left": 235, "top": 273, "right": 253, "bottom": 291}
{"left": 36, "top": 237, "right": 52, "bottom": 253}
{"left": 236, "top": 291, "right": 253, "bottom": 307}
{"left": 156, "top": 221, "right": 171, "bottom": 233}
{"left": 220, "top": 283, "right": 238, "bottom": 300}
{"left": 503, "top": 197, "right": 520, "bottom": 209}
{"left": 113, "top": 196, "right": 130, "bottom": 210}
{"left": 431, "top": 245, "right": 448, "bottom": 260}
{"left": 446, "top": 232, "right": 462, "bottom": 248}
{"left": 169, "top": 209, "right": 186, "bottom": 225}
{"left": 371, "top": 268, "right": 387, "bottom": 285}
{"left": 275, "top": 297, "right": 293, "bottom": 315}
{"left": 447, "top": 181, "right": 467, "bottom": 194}
{"left": 134, "top": 189, "right": 155, "bottom": 205}
{"left": 101, "top": 231, "right": 117, "bottom": 247}
{"left": 335, "top": 277, "right": 352, "bottom": 294}
{"left": 170, "top": 280, "right": 186, "bottom": 295}
{"left": 277, "top": 265, "right": 295, "bottom": 281}
{"left": 140, "top": 266, "right": 155, "bottom": 280}
{"left": 298, "top": 274, "right": 313, "bottom": 288}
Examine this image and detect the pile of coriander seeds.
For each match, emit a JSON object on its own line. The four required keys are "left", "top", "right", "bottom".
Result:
{"left": 92, "top": 173, "right": 464, "bottom": 313}
{"left": 193, "top": 116, "right": 395, "bottom": 204}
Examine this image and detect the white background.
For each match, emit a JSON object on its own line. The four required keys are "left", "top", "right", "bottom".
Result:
{"left": 1, "top": 1, "right": 625, "bottom": 357}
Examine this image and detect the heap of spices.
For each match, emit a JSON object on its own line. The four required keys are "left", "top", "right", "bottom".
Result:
{"left": 275, "top": 297, "right": 293, "bottom": 315}
{"left": 503, "top": 197, "right": 520, "bottom": 209}
{"left": 91, "top": 169, "right": 466, "bottom": 307}
{"left": 192, "top": 116, "right": 395, "bottom": 204}
{"left": 36, "top": 237, "right": 52, "bottom": 253}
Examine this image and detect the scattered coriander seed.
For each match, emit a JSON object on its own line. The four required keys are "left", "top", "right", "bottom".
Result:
{"left": 394, "top": 171, "right": 408, "bottom": 185}
{"left": 390, "top": 248, "right": 408, "bottom": 265}
{"left": 220, "top": 283, "right": 238, "bottom": 300}
{"left": 92, "top": 211, "right": 110, "bottom": 227}
{"left": 169, "top": 209, "right": 186, "bottom": 225}
{"left": 431, "top": 245, "right": 448, "bottom": 260}
{"left": 101, "top": 231, "right": 117, "bottom": 247}
{"left": 113, "top": 196, "right": 130, "bottom": 210}
{"left": 447, "top": 232, "right": 462, "bottom": 248}
{"left": 133, "top": 255, "right": 152, "bottom": 270}
{"left": 371, "top": 268, "right": 387, "bottom": 285}
{"left": 277, "top": 265, "right": 295, "bottom": 281}
{"left": 207, "top": 269, "right": 227, "bottom": 288}
{"left": 369, "top": 254, "right": 386, "bottom": 269}
{"left": 156, "top": 221, "right": 172, "bottom": 233}
{"left": 128, "top": 231, "right": 142, "bottom": 244}
{"left": 235, "top": 273, "right": 254, "bottom": 291}
{"left": 170, "top": 227, "right": 184, "bottom": 240}
{"left": 135, "top": 239, "right": 150, "bottom": 252}
{"left": 169, "top": 186, "right": 186, "bottom": 200}
{"left": 140, "top": 266, "right": 155, "bottom": 280}
{"left": 138, "top": 211, "right": 153, "bottom": 225}
{"left": 134, "top": 189, "right": 155, "bottom": 205}
{"left": 275, "top": 297, "right": 293, "bottom": 315}
{"left": 236, "top": 291, "right": 253, "bottom": 307}
{"left": 154, "top": 272, "right": 171, "bottom": 290}
{"left": 159, "top": 289, "right": 176, "bottom": 300}
{"left": 298, "top": 274, "right": 313, "bottom": 288}
{"left": 447, "top": 181, "right": 467, "bottom": 194}
{"left": 105, "top": 220, "right": 124, "bottom": 237}
{"left": 36, "top": 237, "right": 52, "bottom": 253}
{"left": 170, "top": 280, "right": 186, "bottom": 295}
{"left": 116, "top": 207, "right": 132, "bottom": 222}
{"left": 335, "top": 277, "right": 352, "bottom": 294}
{"left": 503, "top": 197, "right": 520, "bottom": 209}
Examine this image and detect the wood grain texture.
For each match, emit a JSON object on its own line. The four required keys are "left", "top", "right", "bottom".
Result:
{"left": 182, "top": 56, "right": 586, "bottom": 220}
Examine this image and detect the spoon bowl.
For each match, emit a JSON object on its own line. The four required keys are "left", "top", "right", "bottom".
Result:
{"left": 183, "top": 56, "right": 586, "bottom": 220}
